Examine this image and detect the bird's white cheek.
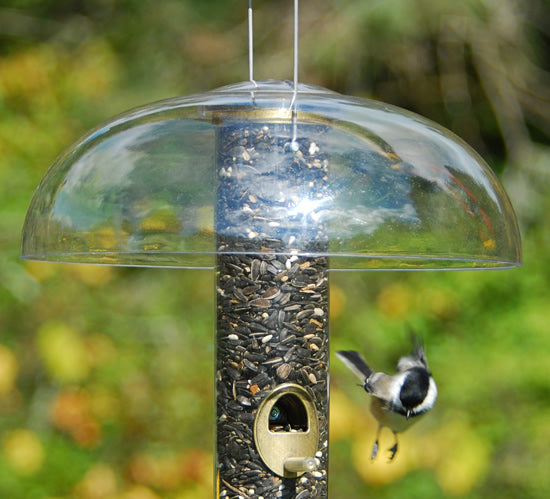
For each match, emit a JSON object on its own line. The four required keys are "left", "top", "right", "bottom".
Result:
{"left": 414, "top": 378, "right": 438, "bottom": 415}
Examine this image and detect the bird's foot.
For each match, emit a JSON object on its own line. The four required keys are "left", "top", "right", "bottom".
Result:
{"left": 370, "top": 440, "right": 379, "bottom": 460}
{"left": 388, "top": 442, "right": 398, "bottom": 462}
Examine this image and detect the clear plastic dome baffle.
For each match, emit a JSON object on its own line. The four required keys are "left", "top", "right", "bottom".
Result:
{"left": 21, "top": 80, "right": 521, "bottom": 270}
{"left": 21, "top": 79, "right": 521, "bottom": 498}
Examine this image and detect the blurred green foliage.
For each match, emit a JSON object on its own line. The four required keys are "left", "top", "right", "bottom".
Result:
{"left": 1, "top": 0, "right": 549, "bottom": 497}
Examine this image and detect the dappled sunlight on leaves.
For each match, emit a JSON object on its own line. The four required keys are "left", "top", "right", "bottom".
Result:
{"left": 37, "top": 322, "right": 91, "bottom": 383}
{"left": 50, "top": 389, "right": 103, "bottom": 449}
{"left": 25, "top": 261, "right": 59, "bottom": 282}
{"left": 2, "top": 429, "right": 45, "bottom": 476}
{"left": 74, "top": 463, "right": 119, "bottom": 498}
{"left": 352, "top": 428, "right": 416, "bottom": 486}
{"left": 119, "top": 485, "right": 161, "bottom": 499}
{"left": 328, "top": 282, "right": 346, "bottom": 319}
{"left": 329, "top": 387, "right": 365, "bottom": 442}
{"left": 375, "top": 282, "right": 414, "bottom": 319}
{"left": 127, "top": 449, "right": 212, "bottom": 494}
{"left": 67, "top": 265, "right": 114, "bottom": 288}
{"left": 425, "top": 416, "right": 491, "bottom": 496}
{"left": 0, "top": 344, "right": 18, "bottom": 396}
{"left": 1, "top": 0, "right": 549, "bottom": 497}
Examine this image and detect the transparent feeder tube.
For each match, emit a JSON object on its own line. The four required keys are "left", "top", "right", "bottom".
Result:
{"left": 215, "top": 117, "right": 329, "bottom": 497}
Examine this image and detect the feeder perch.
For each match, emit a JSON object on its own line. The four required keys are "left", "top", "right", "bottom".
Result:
{"left": 21, "top": 3, "right": 521, "bottom": 498}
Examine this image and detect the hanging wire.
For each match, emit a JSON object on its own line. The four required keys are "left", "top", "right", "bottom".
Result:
{"left": 248, "top": 0, "right": 255, "bottom": 84}
{"left": 248, "top": 0, "right": 300, "bottom": 150}
{"left": 248, "top": 0, "right": 299, "bottom": 88}
{"left": 290, "top": 0, "right": 300, "bottom": 151}
{"left": 293, "top": 0, "right": 299, "bottom": 96}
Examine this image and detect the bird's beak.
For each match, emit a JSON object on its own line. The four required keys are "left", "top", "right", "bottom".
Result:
{"left": 406, "top": 410, "right": 412, "bottom": 420}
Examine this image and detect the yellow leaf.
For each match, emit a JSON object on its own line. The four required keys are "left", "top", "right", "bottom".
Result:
{"left": 74, "top": 463, "right": 118, "bottom": 499}
{"left": 352, "top": 429, "right": 415, "bottom": 486}
{"left": 120, "top": 485, "right": 161, "bottom": 499}
{"left": 352, "top": 426, "right": 418, "bottom": 486}
{"left": 68, "top": 40, "right": 119, "bottom": 99}
{"left": 375, "top": 282, "right": 412, "bottom": 318}
{"left": 2, "top": 429, "right": 44, "bottom": 475}
{"left": 433, "top": 418, "right": 491, "bottom": 496}
{"left": 329, "top": 283, "right": 346, "bottom": 319}
{"left": 25, "top": 261, "right": 58, "bottom": 282}
{"left": 0, "top": 47, "right": 54, "bottom": 99}
{"left": 139, "top": 209, "right": 182, "bottom": 233}
{"left": 37, "top": 322, "right": 90, "bottom": 383}
{"left": 329, "top": 387, "right": 366, "bottom": 441}
{"left": 67, "top": 264, "right": 113, "bottom": 287}
{"left": 0, "top": 344, "right": 18, "bottom": 395}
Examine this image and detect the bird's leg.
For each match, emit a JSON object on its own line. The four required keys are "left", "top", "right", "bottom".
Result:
{"left": 388, "top": 432, "right": 398, "bottom": 461}
{"left": 371, "top": 425, "right": 382, "bottom": 460}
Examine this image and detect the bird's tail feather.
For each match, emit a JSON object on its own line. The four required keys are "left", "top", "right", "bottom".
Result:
{"left": 336, "top": 350, "right": 373, "bottom": 382}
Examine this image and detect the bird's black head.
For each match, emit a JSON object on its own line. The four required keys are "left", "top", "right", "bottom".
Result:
{"left": 399, "top": 367, "right": 431, "bottom": 413}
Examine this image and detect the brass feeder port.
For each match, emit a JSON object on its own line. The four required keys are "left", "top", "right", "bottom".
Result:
{"left": 254, "top": 383, "right": 320, "bottom": 478}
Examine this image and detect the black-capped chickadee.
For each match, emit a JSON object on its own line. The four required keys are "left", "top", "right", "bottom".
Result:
{"left": 336, "top": 342, "right": 437, "bottom": 461}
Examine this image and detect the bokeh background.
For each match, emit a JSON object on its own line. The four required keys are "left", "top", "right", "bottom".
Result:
{"left": 1, "top": 0, "right": 549, "bottom": 497}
